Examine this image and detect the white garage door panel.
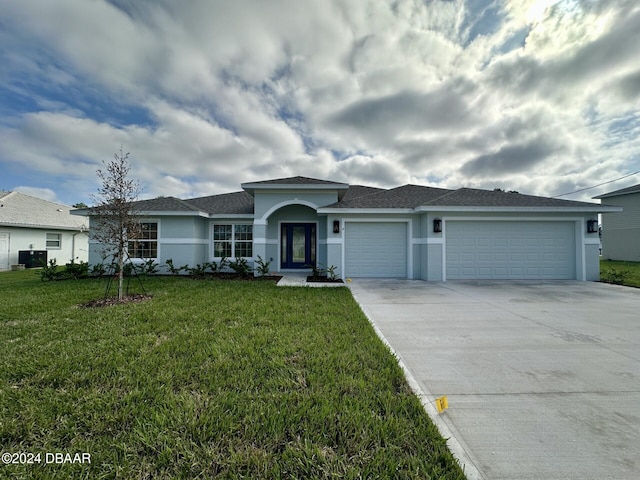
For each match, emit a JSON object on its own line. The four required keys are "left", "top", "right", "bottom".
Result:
{"left": 345, "top": 223, "right": 407, "bottom": 277}
{"left": 446, "top": 221, "right": 575, "bottom": 280}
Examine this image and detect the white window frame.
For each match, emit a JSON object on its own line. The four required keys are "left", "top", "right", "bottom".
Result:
{"left": 212, "top": 223, "right": 253, "bottom": 259}
{"left": 46, "top": 233, "right": 62, "bottom": 250}
{"left": 127, "top": 221, "right": 159, "bottom": 260}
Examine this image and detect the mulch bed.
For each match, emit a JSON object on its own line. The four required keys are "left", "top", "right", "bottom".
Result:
{"left": 81, "top": 294, "right": 153, "bottom": 308}
{"left": 306, "top": 276, "right": 344, "bottom": 283}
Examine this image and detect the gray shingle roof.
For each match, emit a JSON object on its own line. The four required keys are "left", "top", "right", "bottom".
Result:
{"left": 243, "top": 176, "right": 348, "bottom": 186}
{"left": 593, "top": 183, "right": 640, "bottom": 199}
{"left": 332, "top": 184, "right": 454, "bottom": 208}
{"left": 423, "top": 188, "right": 602, "bottom": 208}
{"left": 84, "top": 178, "right": 606, "bottom": 216}
{"left": 132, "top": 196, "right": 200, "bottom": 212}
{"left": 0, "top": 191, "right": 88, "bottom": 230}
{"left": 189, "top": 191, "right": 254, "bottom": 214}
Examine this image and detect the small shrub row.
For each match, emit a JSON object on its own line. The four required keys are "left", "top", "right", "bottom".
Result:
{"left": 39, "top": 258, "right": 90, "bottom": 281}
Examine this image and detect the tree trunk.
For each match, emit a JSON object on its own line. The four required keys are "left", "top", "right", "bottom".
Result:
{"left": 118, "top": 242, "right": 125, "bottom": 301}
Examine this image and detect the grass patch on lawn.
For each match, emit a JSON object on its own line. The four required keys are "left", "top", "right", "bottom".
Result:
{"left": 0, "top": 270, "right": 464, "bottom": 479}
{"left": 600, "top": 259, "right": 640, "bottom": 288}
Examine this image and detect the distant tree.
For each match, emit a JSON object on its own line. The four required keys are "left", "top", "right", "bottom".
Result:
{"left": 493, "top": 188, "right": 520, "bottom": 194}
{"left": 90, "top": 147, "right": 142, "bottom": 301}
{"left": 72, "top": 202, "right": 89, "bottom": 209}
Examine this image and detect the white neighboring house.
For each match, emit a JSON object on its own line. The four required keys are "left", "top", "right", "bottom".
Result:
{"left": 0, "top": 191, "right": 89, "bottom": 271}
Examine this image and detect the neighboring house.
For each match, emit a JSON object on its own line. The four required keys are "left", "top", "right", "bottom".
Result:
{"left": 0, "top": 191, "right": 89, "bottom": 271}
{"left": 77, "top": 176, "right": 620, "bottom": 281}
{"left": 594, "top": 183, "right": 639, "bottom": 261}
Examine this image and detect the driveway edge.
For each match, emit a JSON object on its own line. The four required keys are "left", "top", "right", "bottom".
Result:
{"left": 349, "top": 287, "right": 484, "bottom": 480}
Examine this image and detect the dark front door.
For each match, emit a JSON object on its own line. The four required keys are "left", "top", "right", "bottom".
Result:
{"left": 281, "top": 223, "right": 316, "bottom": 269}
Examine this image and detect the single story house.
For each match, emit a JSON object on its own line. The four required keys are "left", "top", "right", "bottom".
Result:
{"left": 594, "top": 183, "right": 639, "bottom": 261}
{"left": 80, "top": 176, "right": 621, "bottom": 281}
{"left": 0, "top": 191, "right": 89, "bottom": 270}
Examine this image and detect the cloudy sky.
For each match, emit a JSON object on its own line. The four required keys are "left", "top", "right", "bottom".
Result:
{"left": 1, "top": 0, "right": 639, "bottom": 206}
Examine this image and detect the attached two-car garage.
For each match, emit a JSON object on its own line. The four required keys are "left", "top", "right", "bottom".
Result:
{"left": 445, "top": 221, "right": 577, "bottom": 280}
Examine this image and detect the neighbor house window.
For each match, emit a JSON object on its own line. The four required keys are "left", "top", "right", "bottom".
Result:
{"left": 46, "top": 233, "right": 61, "bottom": 249}
{"left": 128, "top": 222, "right": 158, "bottom": 259}
{"left": 213, "top": 224, "right": 252, "bottom": 258}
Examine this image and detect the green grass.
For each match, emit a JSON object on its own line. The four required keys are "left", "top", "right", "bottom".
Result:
{"left": 600, "top": 259, "right": 640, "bottom": 287}
{"left": 0, "top": 271, "right": 464, "bottom": 479}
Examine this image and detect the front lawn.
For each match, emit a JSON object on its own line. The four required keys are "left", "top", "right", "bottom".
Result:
{"left": 0, "top": 271, "right": 464, "bottom": 479}
{"left": 600, "top": 259, "right": 640, "bottom": 287}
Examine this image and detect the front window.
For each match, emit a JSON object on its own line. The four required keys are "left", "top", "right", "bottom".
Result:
{"left": 213, "top": 224, "right": 252, "bottom": 258}
{"left": 128, "top": 222, "right": 158, "bottom": 259}
{"left": 46, "top": 233, "right": 61, "bottom": 249}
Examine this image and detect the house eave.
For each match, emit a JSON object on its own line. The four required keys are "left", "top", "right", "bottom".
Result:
{"left": 318, "top": 205, "right": 622, "bottom": 215}
{"left": 207, "top": 214, "right": 255, "bottom": 219}
{"left": 414, "top": 206, "right": 622, "bottom": 213}
{"left": 317, "top": 208, "right": 415, "bottom": 214}
{"left": 0, "top": 222, "right": 87, "bottom": 231}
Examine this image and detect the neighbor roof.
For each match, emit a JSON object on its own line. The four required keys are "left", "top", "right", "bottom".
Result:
{"left": 593, "top": 183, "right": 640, "bottom": 199}
{"left": 0, "top": 191, "right": 88, "bottom": 230}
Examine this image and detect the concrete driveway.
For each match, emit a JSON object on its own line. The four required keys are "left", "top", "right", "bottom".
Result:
{"left": 349, "top": 279, "right": 640, "bottom": 480}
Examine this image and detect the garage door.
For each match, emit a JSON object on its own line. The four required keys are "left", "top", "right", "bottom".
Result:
{"left": 345, "top": 222, "right": 407, "bottom": 277}
{"left": 446, "top": 221, "right": 576, "bottom": 280}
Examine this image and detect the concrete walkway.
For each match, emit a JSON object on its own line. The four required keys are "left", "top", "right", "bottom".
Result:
{"left": 349, "top": 279, "right": 640, "bottom": 480}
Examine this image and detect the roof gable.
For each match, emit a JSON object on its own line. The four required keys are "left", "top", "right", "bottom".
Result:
{"left": 0, "top": 191, "right": 87, "bottom": 230}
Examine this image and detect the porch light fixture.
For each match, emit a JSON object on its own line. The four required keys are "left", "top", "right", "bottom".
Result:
{"left": 333, "top": 220, "right": 340, "bottom": 234}
{"left": 587, "top": 219, "right": 598, "bottom": 233}
{"left": 433, "top": 218, "right": 442, "bottom": 233}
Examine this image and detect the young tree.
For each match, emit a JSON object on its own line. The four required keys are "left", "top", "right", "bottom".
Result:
{"left": 90, "top": 147, "right": 142, "bottom": 301}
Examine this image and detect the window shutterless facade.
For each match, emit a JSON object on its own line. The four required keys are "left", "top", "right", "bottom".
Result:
{"left": 46, "top": 233, "right": 61, "bottom": 249}
{"left": 128, "top": 222, "right": 158, "bottom": 259}
{"left": 213, "top": 224, "right": 252, "bottom": 258}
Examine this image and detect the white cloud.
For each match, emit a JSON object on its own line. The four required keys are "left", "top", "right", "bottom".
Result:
{"left": 0, "top": 0, "right": 639, "bottom": 204}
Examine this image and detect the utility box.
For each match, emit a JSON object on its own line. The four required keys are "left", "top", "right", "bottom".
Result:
{"left": 18, "top": 250, "right": 48, "bottom": 268}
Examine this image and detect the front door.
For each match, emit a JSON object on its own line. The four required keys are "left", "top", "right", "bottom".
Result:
{"left": 281, "top": 223, "right": 316, "bottom": 269}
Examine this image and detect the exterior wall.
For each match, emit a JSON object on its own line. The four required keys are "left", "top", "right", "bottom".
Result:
{"left": 161, "top": 217, "right": 209, "bottom": 271}
{"left": 253, "top": 191, "right": 338, "bottom": 220}
{"left": 0, "top": 226, "right": 88, "bottom": 270}
{"left": 88, "top": 216, "right": 209, "bottom": 272}
{"left": 600, "top": 194, "right": 640, "bottom": 261}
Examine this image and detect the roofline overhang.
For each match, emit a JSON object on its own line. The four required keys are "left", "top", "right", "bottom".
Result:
{"left": 0, "top": 222, "right": 88, "bottom": 231}
{"left": 413, "top": 205, "right": 622, "bottom": 213}
{"left": 317, "top": 208, "right": 415, "bottom": 214}
{"left": 319, "top": 205, "right": 622, "bottom": 214}
{"left": 207, "top": 214, "right": 255, "bottom": 219}
{"left": 593, "top": 190, "right": 640, "bottom": 199}
{"left": 73, "top": 209, "right": 210, "bottom": 217}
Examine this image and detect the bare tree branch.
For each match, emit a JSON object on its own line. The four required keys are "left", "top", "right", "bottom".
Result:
{"left": 90, "top": 147, "right": 143, "bottom": 301}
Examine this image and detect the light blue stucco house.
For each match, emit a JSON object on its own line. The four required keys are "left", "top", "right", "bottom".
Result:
{"left": 80, "top": 176, "right": 620, "bottom": 281}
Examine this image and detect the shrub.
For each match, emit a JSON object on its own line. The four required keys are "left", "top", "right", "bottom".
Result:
{"left": 64, "top": 258, "right": 89, "bottom": 279}
{"left": 138, "top": 259, "right": 159, "bottom": 276}
{"left": 89, "top": 263, "right": 107, "bottom": 277}
{"left": 229, "top": 257, "right": 252, "bottom": 276}
{"left": 165, "top": 259, "right": 188, "bottom": 276}
{"left": 39, "top": 259, "right": 62, "bottom": 281}
{"left": 255, "top": 256, "right": 271, "bottom": 277}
